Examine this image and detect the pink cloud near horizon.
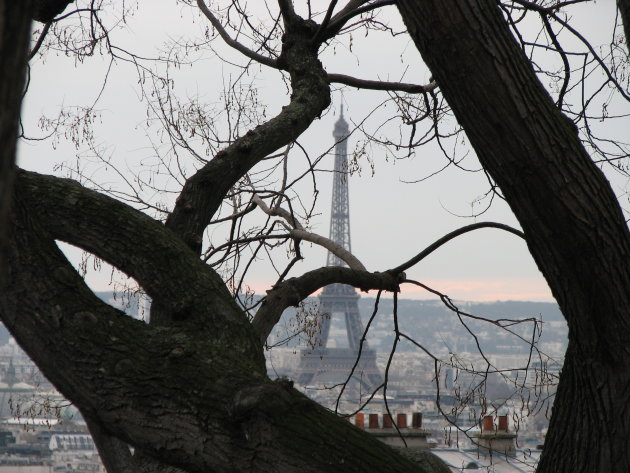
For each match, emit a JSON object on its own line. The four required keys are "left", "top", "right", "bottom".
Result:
{"left": 396, "top": 277, "right": 553, "bottom": 302}
{"left": 245, "top": 277, "right": 554, "bottom": 302}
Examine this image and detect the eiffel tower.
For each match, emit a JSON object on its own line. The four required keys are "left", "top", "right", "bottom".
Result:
{"left": 295, "top": 107, "right": 383, "bottom": 395}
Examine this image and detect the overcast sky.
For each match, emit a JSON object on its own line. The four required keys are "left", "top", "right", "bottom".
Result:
{"left": 18, "top": 0, "right": 629, "bottom": 303}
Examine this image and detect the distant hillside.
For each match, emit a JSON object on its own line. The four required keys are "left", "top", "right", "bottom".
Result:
{"left": 270, "top": 297, "right": 567, "bottom": 355}
{"left": 358, "top": 297, "right": 564, "bottom": 323}
{"left": 0, "top": 292, "right": 562, "bottom": 355}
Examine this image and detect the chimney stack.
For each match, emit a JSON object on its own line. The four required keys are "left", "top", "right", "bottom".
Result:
{"left": 482, "top": 415, "right": 494, "bottom": 432}
{"left": 355, "top": 413, "right": 364, "bottom": 429}
{"left": 368, "top": 413, "right": 379, "bottom": 429}
{"left": 476, "top": 415, "right": 516, "bottom": 456}
{"left": 412, "top": 412, "right": 423, "bottom": 429}
{"left": 383, "top": 414, "right": 393, "bottom": 428}
{"left": 397, "top": 413, "right": 407, "bottom": 428}
{"left": 498, "top": 415, "right": 509, "bottom": 432}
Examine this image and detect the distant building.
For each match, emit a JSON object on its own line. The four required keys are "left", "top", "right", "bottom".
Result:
{"left": 0, "top": 359, "right": 38, "bottom": 420}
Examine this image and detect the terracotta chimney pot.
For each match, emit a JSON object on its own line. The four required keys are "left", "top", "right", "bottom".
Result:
{"left": 368, "top": 413, "right": 379, "bottom": 429}
{"left": 397, "top": 413, "right": 407, "bottom": 428}
{"left": 383, "top": 414, "right": 393, "bottom": 428}
{"left": 483, "top": 415, "right": 494, "bottom": 432}
{"left": 498, "top": 415, "right": 509, "bottom": 432}
{"left": 412, "top": 412, "right": 423, "bottom": 429}
{"left": 355, "top": 413, "right": 364, "bottom": 429}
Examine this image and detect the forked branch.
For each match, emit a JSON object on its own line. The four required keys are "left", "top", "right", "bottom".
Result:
{"left": 251, "top": 193, "right": 367, "bottom": 271}
{"left": 253, "top": 221, "right": 524, "bottom": 343}
{"left": 196, "top": 0, "right": 279, "bottom": 68}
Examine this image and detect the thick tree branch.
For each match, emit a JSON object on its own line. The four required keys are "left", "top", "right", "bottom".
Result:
{"left": 31, "top": 0, "right": 74, "bottom": 23}
{"left": 397, "top": 0, "right": 630, "bottom": 354}
{"left": 396, "top": 2, "right": 630, "bottom": 471}
{"left": 252, "top": 222, "right": 523, "bottom": 343}
{"left": 289, "top": 229, "right": 367, "bottom": 271}
{"left": 16, "top": 169, "right": 261, "bottom": 345}
{"left": 1, "top": 205, "right": 221, "bottom": 464}
{"left": 328, "top": 72, "right": 437, "bottom": 94}
{"left": 166, "top": 12, "right": 330, "bottom": 253}
{"left": 251, "top": 194, "right": 304, "bottom": 230}
{"left": 311, "top": 0, "right": 338, "bottom": 43}
{"left": 1, "top": 218, "right": 280, "bottom": 473}
{"left": 85, "top": 418, "right": 135, "bottom": 473}
{"left": 11, "top": 171, "right": 439, "bottom": 472}
{"left": 253, "top": 267, "right": 400, "bottom": 343}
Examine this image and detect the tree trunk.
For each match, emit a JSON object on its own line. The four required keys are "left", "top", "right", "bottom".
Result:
{"left": 0, "top": 0, "right": 32, "bottom": 280}
{"left": 396, "top": 1, "right": 630, "bottom": 472}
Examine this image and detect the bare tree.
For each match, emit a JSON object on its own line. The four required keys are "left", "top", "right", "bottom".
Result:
{"left": 1, "top": 1, "right": 629, "bottom": 472}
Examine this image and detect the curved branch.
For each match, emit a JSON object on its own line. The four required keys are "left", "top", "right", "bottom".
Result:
{"left": 15, "top": 169, "right": 258, "bottom": 340}
{"left": 253, "top": 222, "right": 524, "bottom": 342}
{"left": 166, "top": 13, "right": 330, "bottom": 253}
{"left": 251, "top": 194, "right": 367, "bottom": 271}
{"left": 0, "top": 201, "right": 289, "bottom": 473}
{"left": 328, "top": 73, "right": 437, "bottom": 94}
{"left": 388, "top": 222, "right": 525, "bottom": 275}
{"left": 252, "top": 267, "right": 400, "bottom": 343}
{"left": 290, "top": 229, "right": 367, "bottom": 271}
{"left": 28, "top": 22, "right": 52, "bottom": 60}
{"left": 196, "top": 0, "right": 279, "bottom": 69}
{"left": 5, "top": 172, "right": 431, "bottom": 473}
{"left": 322, "top": 0, "right": 396, "bottom": 42}
{"left": 251, "top": 194, "right": 304, "bottom": 230}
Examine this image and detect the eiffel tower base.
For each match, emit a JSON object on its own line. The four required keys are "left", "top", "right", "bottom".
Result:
{"left": 295, "top": 347, "right": 383, "bottom": 398}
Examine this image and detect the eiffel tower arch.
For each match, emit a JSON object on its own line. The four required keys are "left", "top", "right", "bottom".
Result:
{"left": 295, "top": 106, "right": 383, "bottom": 396}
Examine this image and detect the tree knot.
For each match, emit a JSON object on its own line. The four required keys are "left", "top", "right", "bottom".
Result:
{"left": 232, "top": 382, "right": 293, "bottom": 421}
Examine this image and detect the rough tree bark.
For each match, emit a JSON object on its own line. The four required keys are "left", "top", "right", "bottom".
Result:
{"left": 396, "top": 1, "right": 630, "bottom": 472}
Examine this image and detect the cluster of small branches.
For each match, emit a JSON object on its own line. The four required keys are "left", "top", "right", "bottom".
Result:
{"left": 501, "top": 0, "right": 630, "bottom": 176}
{"left": 9, "top": 393, "right": 73, "bottom": 431}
